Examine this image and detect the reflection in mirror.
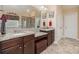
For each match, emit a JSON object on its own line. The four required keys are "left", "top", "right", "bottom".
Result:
{"left": 6, "top": 20, "right": 19, "bottom": 28}
{"left": 0, "top": 16, "right": 40, "bottom": 34}
{"left": 0, "top": 20, "right": 19, "bottom": 34}
{"left": 35, "top": 16, "right": 41, "bottom": 32}
{"left": 5, "top": 20, "right": 20, "bottom": 33}
{"left": 21, "top": 16, "right": 35, "bottom": 28}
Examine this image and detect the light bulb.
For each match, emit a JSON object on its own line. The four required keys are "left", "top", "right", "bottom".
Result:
{"left": 26, "top": 9, "right": 30, "bottom": 12}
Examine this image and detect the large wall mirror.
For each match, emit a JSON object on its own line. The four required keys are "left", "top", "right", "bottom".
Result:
{"left": 0, "top": 14, "right": 20, "bottom": 33}
{"left": 21, "top": 16, "right": 35, "bottom": 28}
{"left": 41, "top": 12, "right": 47, "bottom": 19}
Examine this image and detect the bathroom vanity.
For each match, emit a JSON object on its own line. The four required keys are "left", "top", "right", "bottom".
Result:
{"left": 0, "top": 32, "right": 35, "bottom": 54}
{"left": 40, "top": 28, "right": 55, "bottom": 46}
{"left": 0, "top": 31, "right": 48, "bottom": 54}
{"left": 35, "top": 32, "right": 48, "bottom": 54}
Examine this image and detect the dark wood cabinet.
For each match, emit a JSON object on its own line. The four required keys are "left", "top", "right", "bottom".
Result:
{"left": 35, "top": 34, "right": 48, "bottom": 54}
{"left": 40, "top": 30, "right": 55, "bottom": 46}
{"left": 0, "top": 37, "right": 23, "bottom": 54}
{"left": 23, "top": 35, "right": 35, "bottom": 54}
{"left": 0, "top": 34, "right": 35, "bottom": 54}
{"left": 1, "top": 45, "right": 22, "bottom": 54}
{"left": 52, "top": 30, "right": 55, "bottom": 43}
{"left": 35, "top": 39, "right": 47, "bottom": 54}
{"left": 7, "top": 15, "right": 19, "bottom": 20}
{"left": 0, "top": 37, "right": 23, "bottom": 50}
{"left": 24, "top": 40, "right": 34, "bottom": 54}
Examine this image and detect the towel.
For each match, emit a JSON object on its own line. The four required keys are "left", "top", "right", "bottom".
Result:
{"left": 0, "top": 14, "right": 8, "bottom": 22}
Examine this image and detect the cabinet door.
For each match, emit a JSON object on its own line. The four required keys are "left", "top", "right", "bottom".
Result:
{"left": 40, "top": 30, "right": 54, "bottom": 46}
{"left": 1, "top": 45, "right": 23, "bottom": 54}
{"left": 24, "top": 40, "right": 34, "bottom": 54}
{"left": 47, "top": 31, "right": 52, "bottom": 45}
{"left": 52, "top": 30, "right": 55, "bottom": 43}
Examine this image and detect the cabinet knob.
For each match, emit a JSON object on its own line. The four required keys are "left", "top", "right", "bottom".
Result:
{"left": 18, "top": 45, "right": 22, "bottom": 48}
{"left": 19, "top": 47, "right": 22, "bottom": 48}
{"left": 24, "top": 45, "right": 26, "bottom": 48}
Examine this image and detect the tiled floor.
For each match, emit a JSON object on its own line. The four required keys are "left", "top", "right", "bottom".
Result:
{"left": 41, "top": 38, "right": 79, "bottom": 54}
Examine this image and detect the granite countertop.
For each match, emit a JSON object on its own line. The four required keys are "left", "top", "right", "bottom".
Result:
{"left": 35, "top": 32, "right": 48, "bottom": 37}
{"left": 0, "top": 31, "right": 34, "bottom": 42}
{"left": 0, "top": 31, "right": 48, "bottom": 42}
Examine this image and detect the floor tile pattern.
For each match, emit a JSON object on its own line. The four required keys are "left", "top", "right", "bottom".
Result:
{"left": 41, "top": 38, "right": 79, "bottom": 54}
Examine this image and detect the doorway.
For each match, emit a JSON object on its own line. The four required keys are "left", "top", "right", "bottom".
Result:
{"left": 63, "top": 11, "right": 78, "bottom": 39}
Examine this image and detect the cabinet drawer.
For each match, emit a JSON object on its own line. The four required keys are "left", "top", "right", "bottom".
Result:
{"left": 36, "top": 39, "right": 47, "bottom": 49}
{"left": 1, "top": 45, "right": 23, "bottom": 54}
{"left": 40, "top": 30, "right": 55, "bottom": 46}
{"left": 36, "top": 34, "right": 48, "bottom": 41}
{"left": 0, "top": 37, "right": 23, "bottom": 50}
{"left": 24, "top": 34, "right": 34, "bottom": 43}
{"left": 36, "top": 45, "right": 47, "bottom": 54}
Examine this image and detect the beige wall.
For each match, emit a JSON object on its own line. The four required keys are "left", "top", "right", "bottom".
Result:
{"left": 54, "top": 5, "right": 64, "bottom": 43}
{"left": 78, "top": 8, "right": 79, "bottom": 39}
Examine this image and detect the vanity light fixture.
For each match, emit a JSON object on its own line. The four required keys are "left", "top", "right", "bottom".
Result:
{"left": 40, "top": 6, "right": 48, "bottom": 11}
